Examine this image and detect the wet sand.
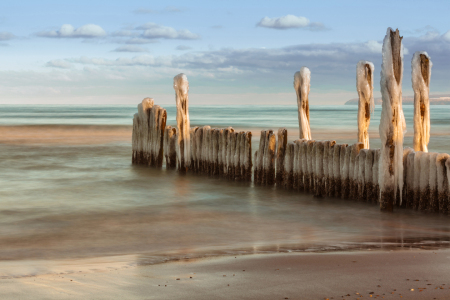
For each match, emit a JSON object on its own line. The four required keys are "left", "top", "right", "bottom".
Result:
{"left": 2, "top": 249, "right": 450, "bottom": 299}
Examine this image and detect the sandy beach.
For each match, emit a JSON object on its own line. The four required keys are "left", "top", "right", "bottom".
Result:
{"left": 1, "top": 249, "right": 450, "bottom": 299}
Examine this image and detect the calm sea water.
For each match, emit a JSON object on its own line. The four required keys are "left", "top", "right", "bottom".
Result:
{"left": 1, "top": 104, "right": 450, "bottom": 276}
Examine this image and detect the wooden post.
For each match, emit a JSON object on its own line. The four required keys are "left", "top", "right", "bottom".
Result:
{"left": 228, "top": 132, "right": 237, "bottom": 179}
{"left": 213, "top": 129, "right": 220, "bottom": 175}
{"left": 413, "top": 151, "right": 424, "bottom": 210}
{"left": 255, "top": 130, "right": 266, "bottom": 185}
{"left": 276, "top": 128, "right": 288, "bottom": 186}
{"left": 190, "top": 127, "right": 199, "bottom": 171}
{"left": 349, "top": 143, "right": 364, "bottom": 200}
{"left": 356, "top": 61, "right": 374, "bottom": 149}
{"left": 405, "top": 150, "right": 415, "bottom": 208}
{"left": 342, "top": 145, "right": 352, "bottom": 199}
{"left": 336, "top": 144, "right": 347, "bottom": 198}
{"left": 284, "top": 142, "right": 294, "bottom": 189}
{"left": 195, "top": 127, "right": 204, "bottom": 173}
{"left": 173, "top": 74, "right": 190, "bottom": 172}
{"left": 164, "top": 126, "right": 177, "bottom": 169}
{"left": 224, "top": 127, "right": 234, "bottom": 177}
{"left": 292, "top": 140, "right": 300, "bottom": 190}
{"left": 314, "top": 141, "right": 324, "bottom": 197}
{"left": 412, "top": 51, "right": 432, "bottom": 152}
{"left": 437, "top": 154, "right": 449, "bottom": 213}
{"left": 428, "top": 152, "right": 439, "bottom": 212}
{"left": 244, "top": 131, "right": 252, "bottom": 182}
{"left": 300, "top": 141, "right": 308, "bottom": 192}
{"left": 419, "top": 152, "right": 431, "bottom": 211}
{"left": 264, "top": 132, "right": 276, "bottom": 186}
{"left": 133, "top": 98, "right": 154, "bottom": 165}
{"left": 379, "top": 28, "right": 406, "bottom": 211}
{"left": 234, "top": 132, "right": 242, "bottom": 181}
{"left": 294, "top": 67, "right": 312, "bottom": 140}
{"left": 254, "top": 150, "right": 259, "bottom": 184}
{"left": 372, "top": 149, "right": 380, "bottom": 204}
{"left": 323, "top": 141, "right": 336, "bottom": 196}
{"left": 357, "top": 149, "right": 367, "bottom": 201}
{"left": 297, "top": 139, "right": 306, "bottom": 191}
{"left": 202, "top": 126, "right": 210, "bottom": 174}
{"left": 326, "top": 142, "right": 336, "bottom": 197}
{"left": 305, "top": 140, "right": 315, "bottom": 192}
{"left": 218, "top": 129, "right": 223, "bottom": 176}
{"left": 364, "top": 149, "right": 374, "bottom": 202}
{"left": 208, "top": 129, "right": 214, "bottom": 175}
{"left": 400, "top": 148, "right": 414, "bottom": 207}
{"left": 332, "top": 144, "right": 343, "bottom": 198}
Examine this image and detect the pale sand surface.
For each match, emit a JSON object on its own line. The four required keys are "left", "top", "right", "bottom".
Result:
{"left": 2, "top": 249, "right": 450, "bottom": 299}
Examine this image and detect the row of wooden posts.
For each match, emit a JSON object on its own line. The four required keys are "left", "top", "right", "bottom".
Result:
{"left": 132, "top": 101, "right": 450, "bottom": 214}
{"left": 165, "top": 126, "right": 253, "bottom": 181}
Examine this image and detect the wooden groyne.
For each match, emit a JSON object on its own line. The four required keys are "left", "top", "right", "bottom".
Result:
{"left": 131, "top": 27, "right": 450, "bottom": 215}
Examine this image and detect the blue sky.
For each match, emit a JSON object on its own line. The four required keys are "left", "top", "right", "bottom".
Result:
{"left": 1, "top": 0, "right": 450, "bottom": 105}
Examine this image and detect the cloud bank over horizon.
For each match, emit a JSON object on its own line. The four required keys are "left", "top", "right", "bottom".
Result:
{"left": 1, "top": 1, "right": 450, "bottom": 105}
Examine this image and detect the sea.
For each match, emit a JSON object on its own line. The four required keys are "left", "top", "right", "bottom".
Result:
{"left": 1, "top": 104, "right": 450, "bottom": 276}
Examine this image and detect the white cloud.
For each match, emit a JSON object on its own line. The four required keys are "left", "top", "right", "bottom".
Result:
{"left": 256, "top": 15, "right": 326, "bottom": 31}
{"left": 46, "top": 59, "right": 72, "bottom": 69}
{"left": 442, "top": 30, "right": 450, "bottom": 42}
{"left": 111, "top": 30, "right": 140, "bottom": 37}
{"left": 0, "top": 31, "right": 14, "bottom": 41}
{"left": 124, "top": 38, "right": 158, "bottom": 44}
{"left": 176, "top": 45, "right": 192, "bottom": 50}
{"left": 113, "top": 45, "right": 148, "bottom": 52}
{"left": 364, "top": 40, "right": 383, "bottom": 54}
{"left": 37, "top": 24, "right": 106, "bottom": 38}
{"left": 137, "top": 23, "right": 200, "bottom": 39}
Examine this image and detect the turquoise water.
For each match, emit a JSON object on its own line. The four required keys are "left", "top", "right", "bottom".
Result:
{"left": 1, "top": 104, "right": 450, "bottom": 274}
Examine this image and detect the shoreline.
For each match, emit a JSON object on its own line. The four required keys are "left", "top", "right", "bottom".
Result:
{"left": 1, "top": 248, "right": 450, "bottom": 299}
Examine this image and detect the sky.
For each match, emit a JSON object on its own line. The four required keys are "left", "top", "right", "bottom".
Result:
{"left": 1, "top": 0, "right": 450, "bottom": 105}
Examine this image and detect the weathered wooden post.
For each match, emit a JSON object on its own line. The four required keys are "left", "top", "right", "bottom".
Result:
{"left": 244, "top": 131, "right": 252, "bottom": 182}
{"left": 428, "top": 152, "right": 439, "bottom": 212}
{"left": 405, "top": 150, "right": 415, "bottom": 207}
{"left": 341, "top": 145, "right": 352, "bottom": 199}
{"left": 323, "top": 141, "right": 336, "bottom": 196}
{"left": 173, "top": 74, "right": 191, "bottom": 172}
{"left": 326, "top": 142, "right": 336, "bottom": 197}
{"left": 413, "top": 151, "right": 424, "bottom": 209}
{"left": 284, "top": 142, "right": 295, "bottom": 189}
{"left": 401, "top": 148, "right": 414, "bottom": 207}
{"left": 314, "top": 141, "right": 325, "bottom": 197}
{"left": 333, "top": 144, "right": 345, "bottom": 197}
{"left": 301, "top": 141, "right": 309, "bottom": 191}
{"left": 437, "top": 153, "right": 449, "bottom": 213}
{"left": 276, "top": 128, "right": 288, "bottom": 186}
{"left": 349, "top": 143, "right": 364, "bottom": 200}
{"left": 224, "top": 127, "right": 234, "bottom": 176}
{"left": 132, "top": 98, "right": 154, "bottom": 164}
{"left": 372, "top": 149, "right": 380, "bottom": 204}
{"left": 294, "top": 67, "right": 312, "bottom": 140}
{"left": 357, "top": 149, "right": 368, "bottom": 201}
{"left": 228, "top": 132, "right": 237, "bottom": 179}
{"left": 305, "top": 140, "right": 315, "bottom": 192}
{"left": 195, "top": 127, "right": 204, "bottom": 173}
{"left": 379, "top": 28, "right": 406, "bottom": 211}
{"left": 213, "top": 129, "right": 220, "bottom": 175}
{"left": 202, "top": 126, "right": 211, "bottom": 174}
{"left": 164, "top": 126, "right": 177, "bottom": 169}
{"left": 419, "top": 152, "right": 431, "bottom": 211}
{"left": 412, "top": 51, "right": 432, "bottom": 152}
{"left": 234, "top": 131, "right": 242, "bottom": 180}
{"left": 190, "top": 127, "right": 199, "bottom": 171}
{"left": 364, "top": 149, "right": 374, "bottom": 202}
{"left": 151, "top": 105, "right": 167, "bottom": 167}
{"left": 264, "top": 131, "right": 276, "bottom": 186}
{"left": 356, "top": 61, "right": 374, "bottom": 149}
{"left": 254, "top": 130, "right": 267, "bottom": 185}
{"left": 293, "top": 140, "right": 300, "bottom": 190}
